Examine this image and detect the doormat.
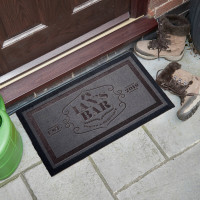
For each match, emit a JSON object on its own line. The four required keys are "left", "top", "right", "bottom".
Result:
{"left": 17, "top": 52, "right": 174, "bottom": 176}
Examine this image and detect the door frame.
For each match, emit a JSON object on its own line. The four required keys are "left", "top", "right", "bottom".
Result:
{"left": 0, "top": 0, "right": 154, "bottom": 106}
{"left": 130, "top": 0, "right": 149, "bottom": 18}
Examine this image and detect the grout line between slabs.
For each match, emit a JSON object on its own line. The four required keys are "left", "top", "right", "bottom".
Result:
{"left": 88, "top": 156, "right": 119, "bottom": 200}
{"left": 115, "top": 139, "right": 200, "bottom": 196}
{"left": 142, "top": 125, "right": 169, "bottom": 160}
{"left": 20, "top": 174, "right": 37, "bottom": 200}
{"left": 0, "top": 161, "right": 42, "bottom": 188}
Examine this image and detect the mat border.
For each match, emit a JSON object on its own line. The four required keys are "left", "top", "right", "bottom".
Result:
{"left": 16, "top": 52, "right": 174, "bottom": 176}
{"left": 25, "top": 60, "right": 163, "bottom": 164}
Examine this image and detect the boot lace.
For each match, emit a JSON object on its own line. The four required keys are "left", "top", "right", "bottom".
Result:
{"left": 148, "top": 19, "right": 171, "bottom": 58}
{"left": 156, "top": 70, "right": 197, "bottom": 105}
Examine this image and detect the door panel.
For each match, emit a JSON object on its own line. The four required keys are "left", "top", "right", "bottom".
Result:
{"left": 0, "top": 52, "right": 8, "bottom": 73}
{"left": 36, "top": 0, "right": 72, "bottom": 25}
{"left": 0, "top": 0, "right": 131, "bottom": 76}
{"left": 0, "top": 18, "right": 7, "bottom": 46}
{"left": 115, "top": 0, "right": 130, "bottom": 17}
{"left": 0, "top": 0, "right": 40, "bottom": 38}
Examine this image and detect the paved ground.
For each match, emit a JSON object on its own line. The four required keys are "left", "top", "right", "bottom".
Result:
{"left": 1, "top": 44, "right": 200, "bottom": 200}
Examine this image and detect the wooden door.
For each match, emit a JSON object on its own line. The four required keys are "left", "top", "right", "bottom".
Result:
{"left": 0, "top": 0, "right": 130, "bottom": 76}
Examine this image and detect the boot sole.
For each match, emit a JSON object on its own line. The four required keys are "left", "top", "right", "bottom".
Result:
{"left": 177, "top": 99, "right": 200, "bottom": 121}
{"left": 134, "top": 48, "right": 184, "bottom": 61}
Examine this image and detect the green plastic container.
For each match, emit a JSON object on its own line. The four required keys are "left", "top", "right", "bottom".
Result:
{"left": 0, "top": 95, "right": 23, "bottom": 180}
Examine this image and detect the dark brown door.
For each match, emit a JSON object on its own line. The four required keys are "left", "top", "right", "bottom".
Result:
{"left": 0, "top": 0, "right": 130, "bottom": 76}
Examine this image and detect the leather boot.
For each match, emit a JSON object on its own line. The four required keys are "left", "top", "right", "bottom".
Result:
{"left": 134, "top": 15, "right": 190, "bottom": 61}
{"left": 156, "top": 62, "right": 200, "bottom": 121}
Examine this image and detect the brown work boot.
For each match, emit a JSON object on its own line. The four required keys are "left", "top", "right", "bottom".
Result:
{"left": 156, "top": 62, "right": 200, "bottom": 121}
{"left": 135, "top": 15, "right": 190, "bottom": 61}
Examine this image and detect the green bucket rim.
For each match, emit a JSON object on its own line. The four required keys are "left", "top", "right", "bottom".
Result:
{"left": 0, "top": 95, "right": 23, "bottom": 180}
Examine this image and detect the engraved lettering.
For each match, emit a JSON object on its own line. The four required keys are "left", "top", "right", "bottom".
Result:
{"left": 81, "top": 110, "right": 93, "bottom": 121}
{"left": 99, "top": 93, "right": 108, "bottom": 98}
{"left": 99, "top": 101, "right": 111, "bottom": 111}
{"left": 48, "top": 124, "right": 62, "bottom": 136}
{"left": 72, "top": 106, "right": 80, "bottom": 114}
{"left": 72, "top": 103, "right": 89, "bottom": 114}
{"left": 93, "top": 107, "right": 101, "bottom": 114}
{"left": 125, "top": 82, "right": 139, "bottom": 93}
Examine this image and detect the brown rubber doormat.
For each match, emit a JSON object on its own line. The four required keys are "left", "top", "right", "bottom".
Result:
{"left": 17, "top": 52, "right": 174, "bottom": 176}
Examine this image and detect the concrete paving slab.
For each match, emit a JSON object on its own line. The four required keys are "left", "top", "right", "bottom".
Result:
{"left": 117, "top": 142, "right": 200, "bottom": 200}
{"left": 24, "top": 158, "right": 113, "bottom": 200}
{"left": 91, "top": 128, "right": 165, "bottom": 192}
{"left": 0, "top": 177, "right": 32, "bottom": 200}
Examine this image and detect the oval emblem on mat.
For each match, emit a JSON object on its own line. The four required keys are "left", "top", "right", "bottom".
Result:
{"left": 62, "top": 85, "right": 126, "bottom": 134}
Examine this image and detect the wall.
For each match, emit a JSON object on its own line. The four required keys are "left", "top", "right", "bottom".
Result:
{"left": 148, "top": 0, "right": 188, "bottom": 17}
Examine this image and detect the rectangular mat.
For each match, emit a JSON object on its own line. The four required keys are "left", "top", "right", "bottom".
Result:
{"left": 17, "top": 52, "right": 174, "bottom": 176}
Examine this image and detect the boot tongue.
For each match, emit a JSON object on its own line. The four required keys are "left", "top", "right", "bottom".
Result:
{"left": 148, "top": 20, "right": 171, "bottom": 58}
{"left": 173, "top": 69, "right": 194, "bottom": 84}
